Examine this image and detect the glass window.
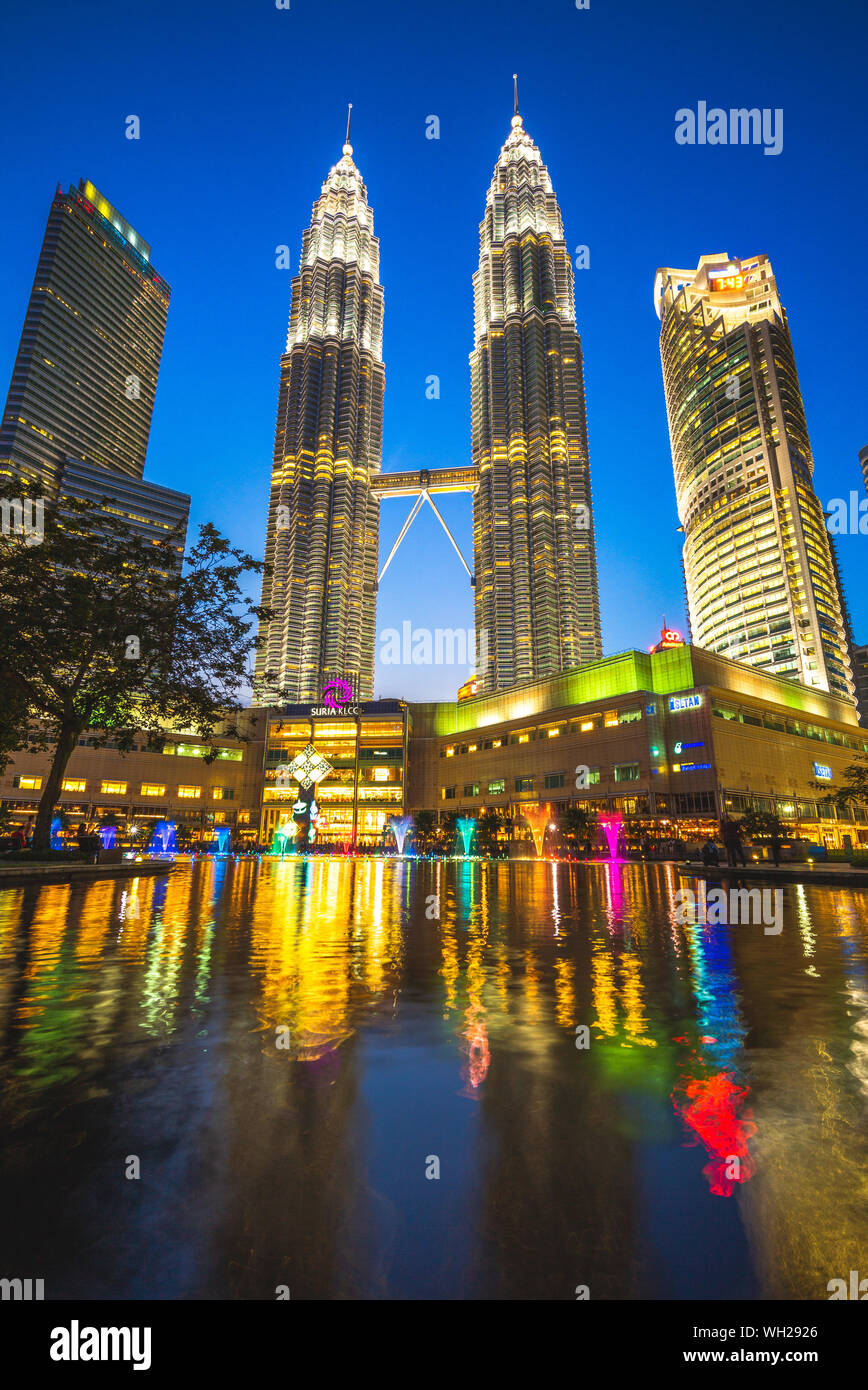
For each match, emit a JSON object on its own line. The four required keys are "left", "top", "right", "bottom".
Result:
{"left": 613, "top": 763, "right": 639, "bottom": 783}
{"left": 140, "top": 783, "right": 166, "bottom": 797}
{"left": 177, "top": 786, "right": 202, "bottom": 800}
{"left": 488, "top": 779, "right": 506, "bottom": 795}
{"left": 100, "top": 781, "right": 127, "bottom": 795}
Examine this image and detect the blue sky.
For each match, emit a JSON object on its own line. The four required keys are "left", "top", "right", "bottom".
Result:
{"left": 1, "top": 0, "right": 865, "bottom": 701}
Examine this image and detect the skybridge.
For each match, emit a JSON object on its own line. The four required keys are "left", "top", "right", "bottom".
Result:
{"left": 370, "top": 465, "right": 478, "bottom": 584}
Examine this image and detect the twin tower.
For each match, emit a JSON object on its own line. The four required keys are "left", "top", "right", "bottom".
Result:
{"left": 254, "top": 98, "right": 602, "bottom": 705}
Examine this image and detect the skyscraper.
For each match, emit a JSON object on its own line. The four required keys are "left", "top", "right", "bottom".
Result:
{"left": 654, "top": 253, "right": 855, "bottom": 703}
{"left": 471, "top": 87, "right": 602, "bottom": 694}
{"left": 255, "top": 114, "right": 384, "bottom": 705}
{"left": 0, "top": 180, "right": 170, "bottom": 492}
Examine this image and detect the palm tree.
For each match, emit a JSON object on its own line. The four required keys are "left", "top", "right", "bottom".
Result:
{"left": 558, "top": 803, "right": 598, "bottom": 854}
{"left": 411, "top": 809, "right": 437, "bottom": 854}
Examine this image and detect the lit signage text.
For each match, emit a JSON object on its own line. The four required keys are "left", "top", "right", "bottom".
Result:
{"left": 669, "top": 694, "right": 703, "bottom": 712}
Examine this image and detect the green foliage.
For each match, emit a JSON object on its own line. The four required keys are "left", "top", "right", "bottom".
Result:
{"left": 476, "top": 807, "right": 507, "bottom": 856}
{"left": 814, "top": 760, "right": 868, "bottom": 817}
{"left": 0, "top": 491, "right": 270, "bottom": 852}
{"left": 411, "top": 809, "right": 437, "bottom": 853}
{"left": 558, "top": 803, "right": 598, "bottom": 844}
{"left": 740, "top": 809, "right": 783, "bottom": 841}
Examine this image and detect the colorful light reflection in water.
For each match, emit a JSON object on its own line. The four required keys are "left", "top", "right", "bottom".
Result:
{"left": 0, "top": 861, "right": 866, "bottom": 1299}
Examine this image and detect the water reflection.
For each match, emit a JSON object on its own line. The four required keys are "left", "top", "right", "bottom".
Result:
{"left": 0, "top": 860, "right": 866, "bottom": 1299}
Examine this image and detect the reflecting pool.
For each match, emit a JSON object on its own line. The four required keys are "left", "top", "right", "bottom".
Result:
{"left": 0, "top": 859, "right": 866, "bottom": 1300}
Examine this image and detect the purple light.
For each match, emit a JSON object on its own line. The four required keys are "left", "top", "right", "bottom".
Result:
{"left": 599, "top": 814, "right": 623, "bottom": 861}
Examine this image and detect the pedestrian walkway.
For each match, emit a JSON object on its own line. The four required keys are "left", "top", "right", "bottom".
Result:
{"left": 679, "top": 861, "right": 868, "bottom": 888}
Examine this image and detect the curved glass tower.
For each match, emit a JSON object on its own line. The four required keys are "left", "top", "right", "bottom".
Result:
{"left": 471, "top": 99, "right": 602, "bottom": 694}
{"left": 255, "top": 120, "right": 385, "bottom": 705}
{"left": 655, "top": 253, "right": 854, "bottom": 703}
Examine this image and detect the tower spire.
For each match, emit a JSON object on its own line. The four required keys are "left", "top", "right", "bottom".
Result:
{"left": 343, "top": 103, "right": 353, "bottom": 155}
{"left": 511, "top": 74, "right": 522, "bottom": 129}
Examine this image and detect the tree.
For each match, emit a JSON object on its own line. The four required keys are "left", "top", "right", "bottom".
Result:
{"left": 559, "top": 803, "right": 598, "bottom": 850}
{"left": 477, "top": 807, "right": 507, "bottom": 856}
{"left": 0, "top": 493, "right": 270, "bottom": 854}
{"left": 813, "top": 760, "right": 868, "bottom": 818}
{"left": 740, "top": 808, "right": 784, "bottom": 842}
{"left": 411, "top": 810, "right": 437, "bottom": 854}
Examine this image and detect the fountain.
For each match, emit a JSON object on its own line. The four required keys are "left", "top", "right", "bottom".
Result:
{"left": 599, "top": 813, "right": 623, "bottom": 861}
{"left": 214, "top": 826, "right": 231, "bottom": 855}
{"left": 149, "top": 820, "right": 177, "bottom": 855}
{"left": 99, "top": 825, "right": 116, "bottom": 851}
{"left": 271, "top": 819, "right": 295, "bottom": 856}
{"left": 388, "top": 815, "right": 413, "bottom": 855}
{"left": 522, "top": 804, "right": 551, "bottom": 858}
{"left": 50, "top": 816, "right": 63, "bottom": 851}
{"left": 455, "top": 816, "right": 476, "bottom": 857}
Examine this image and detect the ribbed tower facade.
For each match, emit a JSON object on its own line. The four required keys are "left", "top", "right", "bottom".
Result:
{"left": 471, "top": 105, "right": 602, "bottom": 694}
{"left": 0, "top": 179, "right": 169, "bottom": 493}
{"left": 655, "top": 253, "right": 855, "bottom": 703}
{"left": 255, "top": 126, "right": 384, "bottom": 705}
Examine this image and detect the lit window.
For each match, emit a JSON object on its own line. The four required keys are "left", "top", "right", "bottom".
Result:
{"left": 14, "top": 775, "right": 43, "bottom": 790}
{"left": 178, "top": 786, "right": 202, "bottom": 799}
{"left": 62, "top": 778, "right": 87, "bottom": 792}
{"left": 100, "top": 781, "right": 128, "bottom": 795}
{"left": 140, "top": 783, "right": 166, "bottom": 797}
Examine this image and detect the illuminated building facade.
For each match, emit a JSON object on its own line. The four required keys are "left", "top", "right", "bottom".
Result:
{"left": 255, "top": 119, "right": 385, "bottom": 706}
{"left": 0, "top": 712, "right": 265, "bottom": 846}
{"left": 0, "top": 180, "right": 170, "bottom": 493}
{"left": 471, "top": 94, "right": 602, "bottom": 693}
{"left": 407, "top": 645, "right": 868, "bottom": 852}
{"left": 852, "top": 644, "right": 868, "bottom": 729}
{"left": 654, "top": 253, "right": 855, "bottom": 704}
{"left": 58, "top": 457, "right": 189, "bottom": 573}
{"left": 261, "top": 701, "right": 407, "bottom": 848}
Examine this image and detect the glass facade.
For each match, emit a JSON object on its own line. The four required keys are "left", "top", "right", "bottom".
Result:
{"left": 655, "top": 253, "right": 855, "bottom": 703}
{"left": 0, "top": 180, "right": 170, "bottom": 493}
{"left": 254, "top": 129, "right": 384, "bottom": 705}
{"left": 471, "top": 106, "right": 602, "bottom": 691}
{"left": 261, "top": 701, "right": 407, "bottom": 847}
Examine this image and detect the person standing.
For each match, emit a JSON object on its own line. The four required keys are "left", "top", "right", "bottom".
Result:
{"left": 722, "top": 817, "right": 747, "bottom": 867}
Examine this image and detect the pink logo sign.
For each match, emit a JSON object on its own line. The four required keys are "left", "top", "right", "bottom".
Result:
{"left": 322, "top": 678, "right": 353, "bottom": 711}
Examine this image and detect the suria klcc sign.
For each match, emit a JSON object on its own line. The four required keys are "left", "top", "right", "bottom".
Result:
{"left": 309, "top": 679, "right": 358, "bottom": 717}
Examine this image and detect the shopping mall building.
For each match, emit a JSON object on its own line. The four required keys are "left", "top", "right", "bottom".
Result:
{"left": 3, "top": 645, "right": 867, "bottom": 852}
{"left": 406, "top": 644, "right": 868, "bottom": 852}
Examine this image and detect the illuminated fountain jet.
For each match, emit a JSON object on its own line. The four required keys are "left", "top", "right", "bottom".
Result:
{"left": 599, "top": 813, "right": 623, "bottom": 861}
{"left": 521, "top": 804, "right": 552, "bottom": 858}
{"left": 387, "top": 815, "right": 413, "bottom": 855}
{"left": 455, "top": 816, "right": 476, "bottom": 857}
